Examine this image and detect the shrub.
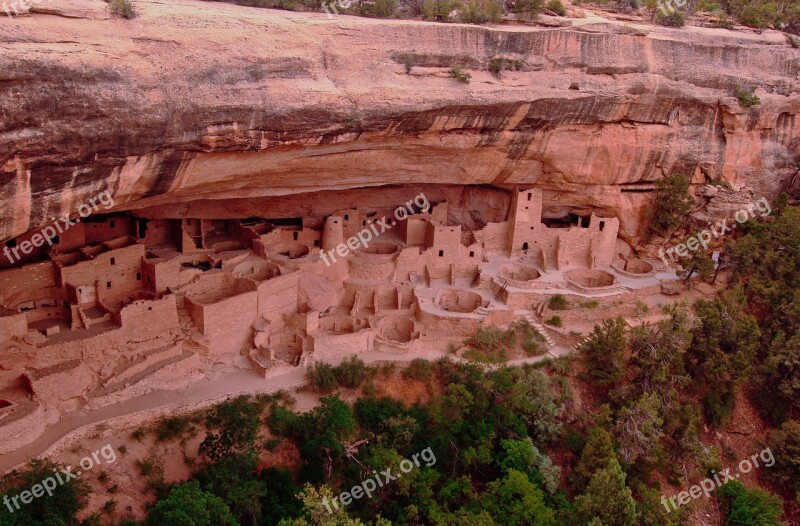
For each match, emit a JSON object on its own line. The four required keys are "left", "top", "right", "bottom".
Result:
{"left": 735, "top": 88, "right": 761, "bottom": 108}
{"left": 451, "top": 65, "right": 472, "bottom": 84}
{"left": 307, "top": 362, "right": 339, "bottom": 392}
{"left": 787, "top": 34, "right": 800, "bottom": 48}
{"left": 460, "top": 0, "right": 503, "bottom": 23}
{"left": 546, "top": 0, "right": 566, "bottom": 15}
{"left": 422, "top": 0, "right": 458, "bottom": 20}
{"left": 655, "top": 10, "right": 685, "bottom": 26}
{"left": 131, "top": 428, "right": 147, "bottom": 442}
{"left": 579, "top": 300, "right": 599, "bottom": 309}
{"left": 403, "top": 358, "right": 435, "bottom": 381}
{"left": 548, "top": 294, "right": 569, "bottom": 310}
{"left": 650, "top": 173, "right": 693, "bottom": 236}
{"left": 268, "top": 405, "right": 299, "bottom": 436}
{"left": 489, "top": 57, "right": 523, "bottom": 75}
{"left": 514, "top": 0, "right": 545, "bottom": 19}
{"left": 370, "top": 0, "right": 397, "bottom": 17}
{"left": 545, "top": 316, "right": 563, "bottom": 327}
{"left": 717, "top": 481, "right": 786, "bottom": 526}
{"left": 333, "top": 356, "right": 366, "bottom": 389}
{"left": 108, "top": 0, "right": 137, "bottom": 19}
{"left": 401, "top": 53, "right": 415, "bottom": 73}
{"left": 153, "top": 416, "right": 191, "bottom": 442}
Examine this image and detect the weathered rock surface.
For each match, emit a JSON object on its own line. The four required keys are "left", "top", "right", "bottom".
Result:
{"left": 1, "top": 0, "right": 799, "bottom": 242}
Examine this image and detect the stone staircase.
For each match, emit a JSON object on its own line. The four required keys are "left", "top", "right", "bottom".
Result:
{"left": 520, "top": 312, "right": 556, "bottom": 350}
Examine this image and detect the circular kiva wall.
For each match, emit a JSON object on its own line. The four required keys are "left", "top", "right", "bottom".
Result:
{"left": 436, "top": 290, "right": 485, "bottom": 313}
{"left": 622, "top": 258, "right": 654, "bottom": 275}
{"left": 565, "top": 269, "right": 616, "bottom": 288}
{"left": 378, "top": 315, "right": 416, "bottom": 343}
{"left": 499, "top": 264, "right": 541, "bottom": 282}
{"left": 359, "top": 242, "right": 399, "bottom": 255}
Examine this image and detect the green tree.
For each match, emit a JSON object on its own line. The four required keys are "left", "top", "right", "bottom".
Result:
{"left": 717, "top": 481, "right": 786, "bottom": 526}
{"left": 767, "top": 420, "right": 800, "bottom": 493}
{"left": 479, "top": 469, "right": 556, "bottom": 525}
{"left": 0, "top": 459, "right": 90, "bottom": 526}
{"left": 200, "top": 396, "right": 262, "bottom": 460}
{"left": 574, "top": 459, "right": 636, "bottom": 526}
{"left": 580, "top": 317, "right": 627, "bottom": 394}
{"left": 196, "top": 453, "right": 265, "bottom": 526}
{"left": 614, "top": 392, "right": 664, "bottom": 464}
{"left": 573, "top": 428, "right": 617, "bottom": 491}
{"left": 514, "top": 0, "right": 545, "bottom": 19}
{"left": 650, "top": 174, "right": 693, "bottom": 236}
{"left": 147, "top": 481, "right": 240, "bottom": 526}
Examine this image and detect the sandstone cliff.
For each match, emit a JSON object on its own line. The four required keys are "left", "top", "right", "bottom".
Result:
{"left": 1, "top": 0, "right": 799, "bottom": 242}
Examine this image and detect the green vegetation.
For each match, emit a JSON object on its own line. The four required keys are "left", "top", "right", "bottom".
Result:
{"left": 0, "top": 459, "right": 90, "bottom": 525}
{"left": 650, "top": 173, "right": 693, "bottom": 236}
{"left": 546, "top": 0, "right": 566, "bottom": 15}
{"left": 717, "top": 481, "right": 786, "bottom": 526}
{"left": 451, "top": 65, "right": 472, "bottom": 84}
{"left": 735, "top": 88, "right": 762, "bottom": 108}
{"left": 488, "top": 57, "right": 524, "bottom": 75}
{"left": 548, "top": 294, "right": 570, "bottom": 310}
{"left": 655, "top": 10, "right": 686, "bottom": 27}
{"left": 307, "top": 356, "right": 368, "bottom": 391}
{"left": 460, "top": 0, "right": 503, "bottom": 23}
{"left": 402, "top": 358, "right": 435, "bottom": 381}
{"left": 400, "top": 54, "right": 415, "bottom": 73}
{"left": 107, "top": 0, "right": 137, "bottom": 19}
{"left": 544, "top": 315, "right": 563, "bottom": 327}
{"left": 514, "top": 0, "right": 545, "bottom": 19}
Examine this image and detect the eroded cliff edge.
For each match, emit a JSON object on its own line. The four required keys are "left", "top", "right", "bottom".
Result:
{"left": 1, "top": 0, "right": 799, "bottom": 242}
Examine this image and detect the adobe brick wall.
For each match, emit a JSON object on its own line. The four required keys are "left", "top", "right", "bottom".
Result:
{"left": 115, "top": 294, "right": 179, "bottom": 334}
{"left": 0, "top": 402, "right": 46, "bottom": 455}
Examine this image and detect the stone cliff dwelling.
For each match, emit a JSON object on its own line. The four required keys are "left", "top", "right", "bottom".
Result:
{"left": 0, "top": 185, "right": 678, "bottom": 453}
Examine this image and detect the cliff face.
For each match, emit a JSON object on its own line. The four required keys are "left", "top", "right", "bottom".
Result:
{"left": 1, "top": 0, "right": 799, "bottom": 242}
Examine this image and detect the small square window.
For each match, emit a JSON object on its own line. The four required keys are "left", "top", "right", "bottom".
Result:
{"left": 136, "top": 272, "right": 141, "bottom": 280}
{"left": 469, "top": 251, "right": 475, "bottom": 257}
{"left": 106, "top": 281, "right": 111, "bottom": 289}
{"left": 344, "top": 214, "right": 349, "bottom": 220}
{"left": 110, "top": 257, "right": 116, "bottom": 265}
{"left": 293, "top": 232, "right": 299, "bottom": 240}
{"left": 438, "top": 250, "right": 444, "bottom": 257}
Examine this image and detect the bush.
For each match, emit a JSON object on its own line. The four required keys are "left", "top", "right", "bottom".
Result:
{"left": 460, "top": 0, "right": 503, "bottom": 23}
{"left": 369, "top": 0, "right": 397, "bottom": 17}
{"left": 650, "top": 173, "right": 693, "bottom": 236}
{"left": 403, "top": 358, "right": 435, "bottom": 381}
{"left": 422, "top": 0, "right": 459, "bottom": 20}
{"left": 545, "top": 316, "right": 563, "bottom": 327}
{"left": 735, "top": 88, "right": 761, "bottom": 108}
{"left": 787, "top": 34, "right": 800, "bottom": 48}
{"left": 548, "top": 294, "right": 570, "bottom": 310}
{"left": 717, "top": 481, "right": 786, "bottom": 526}
{"left": 655, "top": 10, "right": 685, "bottom": 26}
{"left": 488, "top": 57, "right": 523, "bottom": 75}
{"left": 514, "top": 0, "right": 545, "bottom": 19}
{"left": 108, "top": 0, "right": 137, "bottom": 19}
{"left": 333, "top": 356, "right": 366, "bottom": 389}
{"left": 451, "top": 65, "right": 472, "bottom": 84}
{"left": 154, "top": 416, "right": 191, "bottom": 442}
{"left": 307, "top": 362, "right": 338, "bottom": 392}
{"left": 546, "top": 0, "right": 566, "bottom": 15}
{"left": 401, "top": 53, "right": 415, "bottom": 73}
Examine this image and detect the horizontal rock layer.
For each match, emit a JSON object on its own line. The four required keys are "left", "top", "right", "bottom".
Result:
{"left": 1, "top": 0, "right": 799, "bottom": 242}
